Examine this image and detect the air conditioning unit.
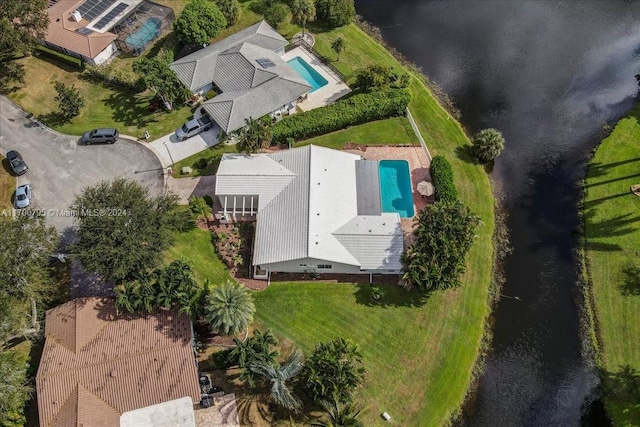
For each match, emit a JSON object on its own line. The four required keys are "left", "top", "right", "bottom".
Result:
{"left": 71, "top": 10, "right": 82, "bottom": 22}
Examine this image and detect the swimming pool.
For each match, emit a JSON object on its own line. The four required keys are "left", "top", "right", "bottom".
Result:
{"left": 125, "top": 18, "right": 162, "bottom": 51}
{"left": 286, "top": 57, "right": 328, "bottom": 92}
{"left": 379, "top": 160, "right": 414, "bottom": 218}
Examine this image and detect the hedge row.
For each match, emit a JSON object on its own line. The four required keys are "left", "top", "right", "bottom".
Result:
{"left": 34, "top": 45, "right": 84, "bottom": 70}
{"left": 271, "top": 89, "right": 411, "bottom": 143}
{"left": 430, "top": 155, "right": 458, "bottom": 202}
{"left": 83, "top": 64, "right": 146, "bottom": 92}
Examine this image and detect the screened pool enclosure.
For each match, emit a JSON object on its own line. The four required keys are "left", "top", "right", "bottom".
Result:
{"left": 113, "top": 1, "right": 174, "bottom": 56}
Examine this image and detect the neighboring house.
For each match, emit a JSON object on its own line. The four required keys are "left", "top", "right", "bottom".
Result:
{"left": 215, "top": 145, "right": 404, "bottom": 278}
{"left": 36, "top": 297, "right": 201, "bottom": 427}
{"left": 169, "top": 21, "right": 312, "bottom": 134}
{"left": 44, "top": 0, "right": 174, "bottom": 65}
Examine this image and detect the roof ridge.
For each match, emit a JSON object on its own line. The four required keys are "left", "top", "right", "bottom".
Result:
{"left": 305, "top": 145, "right": 313, "bottom": 256}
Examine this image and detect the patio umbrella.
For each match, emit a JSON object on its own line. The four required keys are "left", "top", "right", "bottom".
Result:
{"left": 417, "top": 180, "right": 435, "bottom": 196}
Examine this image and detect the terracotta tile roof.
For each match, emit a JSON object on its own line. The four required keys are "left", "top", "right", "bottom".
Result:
{"left": 36, "top": 298, "right": 201, "bottom": 427}
{"left": 45, "top": 0, "right": 117, "bottom": 59}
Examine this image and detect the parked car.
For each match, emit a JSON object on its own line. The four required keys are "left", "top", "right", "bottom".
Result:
{"left": 175, "top": 116, "right": 213, "bottom": 141}
{"left": 6, "top": 150, "right": 28, "bottom": 175}
{"left": 80, "top": 128, "right": 119, "bottom": 145}
{"left": 14, "top": 184, "right": 31, "bottom": 209}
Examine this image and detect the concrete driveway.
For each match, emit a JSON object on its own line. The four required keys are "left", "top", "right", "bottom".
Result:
{"left": 147, "top": 125, "right": 221, "bottom": 167}
{"left": 0, "top": 97, "right": 164, "bottom": 232}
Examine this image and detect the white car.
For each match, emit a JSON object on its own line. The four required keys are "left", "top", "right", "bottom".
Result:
{"left": 14, "top": 184, "right": 31, "bottom": 209}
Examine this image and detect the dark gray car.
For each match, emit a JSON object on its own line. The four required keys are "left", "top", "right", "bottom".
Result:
{"left": 6, "top": 150, "right": 28, "bottom": 175}
{"left": 80, "top": 128, "right": 119, "bottom": 145}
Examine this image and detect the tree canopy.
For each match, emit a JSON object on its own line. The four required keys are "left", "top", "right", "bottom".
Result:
{"left": 70, "top": 178, "right": 179, "bottom": 283}
{"left": 471, "top": 128, "right": 506, "bottom": 163}
{"left": 173, "top": 0, "right": 227, "bottom": 45}
{"left": 205, "top": 280, "right": 255, "bottom": 335}
{"left": 314, "top": 0, "right": 355, "bottom": 29}
{"left": 331, "top": 37, "right": 345, "bottom": 61}
{"left": 264, "top": 2, "right": 290, "bottom": 30}
{"left": 235, "top": 117, "right": 273, "bottom": 154}
{"left": 402, "top": 201, "right": 481, "bottom": 291}
{"left": 250, "top": 348, "right": 304, "bottom": 412}
{"left": 291, "top": 0, "right": 315, "bottom": 34}
{"left": 0, "top": 350, "right": 32, "bottom": 426}
{"left": 132, "top": 54, "right": 190, "bottom": 108}
{"left": 228, "top": 329, "right": 279, "bottom": 386}
{"left": 216, "top": 0, "right": 241, "bottom": 26}
{"left": 0, "top": 0, "right": 49, "bottom": 89}
{"left": 54, "top": 81, "right": 84, "bottom": 121}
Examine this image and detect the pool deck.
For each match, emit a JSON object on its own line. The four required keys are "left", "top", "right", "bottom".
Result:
{"left": 347, "top": 145, "right": 432, "bottom": 243}
{"left": 282, "top": 47, "right": 351, "bottom": 110}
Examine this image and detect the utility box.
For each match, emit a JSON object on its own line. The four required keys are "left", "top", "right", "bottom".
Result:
{"left": 381, "top": 412, "right": 391, "bottom": 421}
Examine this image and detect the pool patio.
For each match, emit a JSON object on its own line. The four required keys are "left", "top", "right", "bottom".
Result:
{"left": 282, "top": 47, "right": 351, "bottom": 110}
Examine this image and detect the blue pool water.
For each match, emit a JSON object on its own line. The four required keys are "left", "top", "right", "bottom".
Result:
{"left": 286, "top": 57, "right": 328, "bottom": 92}
{"left": 379, "top": 160, "right": 414, "bottom": 218}
{"left": 125, "top": 18, "right": 162, "bottom": 50}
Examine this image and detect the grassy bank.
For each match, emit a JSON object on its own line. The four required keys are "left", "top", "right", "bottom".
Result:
{"left": 583, "top": 105, "right": 640, "bottom": 424}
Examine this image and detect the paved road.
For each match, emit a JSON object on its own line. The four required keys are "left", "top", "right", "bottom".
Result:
{"left": 0, "top": 97, "right": 164, "bottom": 232}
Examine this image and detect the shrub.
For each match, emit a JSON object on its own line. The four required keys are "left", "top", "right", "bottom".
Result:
{"left": 271, "top": 89, "right": 411, "bottom": 143}
{"left": 34, "top": 45, "right": 83, "bottom": 69}
{"left": 315, "top": 0, "right": 354, "bottom": 28}
{"left": 216, "top": 0, "right": 241, "bottom": 26}
{"left": 264, "top": 2, "right": 290, "bottom": 29}
{"left": 54, "top": 81, "right": 84, "bottom": 120}
{"left": 471, "top": 128, "right": 505, "bottom": 163}
{"left": 205, "top": 88, "right": 217, "bottom": 100}
{"left": 430, "top": 155, "right": 458, "bottom": 202}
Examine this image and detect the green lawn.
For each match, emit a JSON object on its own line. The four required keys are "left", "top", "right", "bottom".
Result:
{"left": 172, "top": 143, "right": 239, "bottom": 178}
{"left": 299, "top": 117, "right": 417, "bottom": 149}
{"left": 0, "top": 155, "right": 16, "bottom": 212}
{"left": 165, "top": 227, "right": 231, "bottom": 284}
{"left": 583, "top": 105, "right": 640, "bottom": 424}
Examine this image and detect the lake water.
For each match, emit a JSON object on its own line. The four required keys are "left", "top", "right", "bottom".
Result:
{"left": 355, "top": 1, "right": 640, "bottom": 425}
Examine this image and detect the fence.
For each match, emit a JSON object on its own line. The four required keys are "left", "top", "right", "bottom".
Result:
{"left": 406, "top": 107, "right": 432, "bottom": 162}
{"left": 292, "top": 37, "right": 348, "bottom": 82}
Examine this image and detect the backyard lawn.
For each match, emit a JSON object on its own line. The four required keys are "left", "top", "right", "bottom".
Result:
{"left": 583, "top": 105, "right": 640, "bottom": 424}
{"left": 0, "top": 155, "right": 16, "bottom": 212}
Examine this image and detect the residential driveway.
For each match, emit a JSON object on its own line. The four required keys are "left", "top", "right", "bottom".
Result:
{"left": 0, "top": 97, "right": 164, "bottom": 232}
{"left": 147, "top": 125, "right": 221, "bottom": 168}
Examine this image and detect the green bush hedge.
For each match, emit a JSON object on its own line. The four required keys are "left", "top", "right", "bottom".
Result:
{"left": 430, "top": 155, "right": 458, "bottom": 202}
{"left": 34, "top": 45, "right": 84, "bottom": 69}
{"left": 271, "top": 89, "right": 411, "bottom": 143}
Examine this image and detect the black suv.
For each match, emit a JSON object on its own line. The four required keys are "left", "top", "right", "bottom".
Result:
{"left": 6, "top": 150, "right": 28, "bottom": 175}
{"left": 80, "top": 128, "right": 119, "bottom": 145}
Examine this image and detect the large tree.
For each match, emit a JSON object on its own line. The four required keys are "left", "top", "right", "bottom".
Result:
{"left": 132, "top": 56, "right": 190, "bottom": 109}
{"left": 235, "top": 117, "right": 272, "bottom": 154}
{"left": 304, "top": 337, "right": 365, "bottom": 403}
{"left": 264, "top": 2, "right": 290, "bottom": 30}
{"left": 216, "top": 0, "right": 241, "bottom": 26}
{"left": 314, "top": 0, "right": 354, "bottom": 29}
{"left": 0, "top": 0, "right": 49, "bottom": 89}
{"left": 0, "top": 215, "right": 58, "bottom": 345}
{"left": 402, "top": 201, "right": 481, "bottom": 291}
{"left": 70, "top": 178, "right": 179, "bottom": 283}
{"left": 54, "top": 81, "right": 84, "bottom": 120}
{"left": 173, "top": 0, "right": 227, "bottom": 45}
{"left": 250, "top": 348, "right": 304, "bottom": 412}
{"left": 331, "top": 37, "right": 345, "bottom": 61}
{"left": 291, "top": 0, "right": 315, "bottom": 36}
{"left": 205, "top": 280, "right": 255, "bottom": 335}
{"left": 0, "top": 350, "right": 32, "bottom": 426}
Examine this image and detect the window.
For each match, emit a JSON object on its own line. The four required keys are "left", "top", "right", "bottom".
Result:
{"left": 299, "top": 264, "right": 307, "bottom": 267}
{"left": 317, "top": 264, "right": 332, "bottom": 269}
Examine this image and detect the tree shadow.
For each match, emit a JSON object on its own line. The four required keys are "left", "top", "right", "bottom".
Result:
{"left": 583, "top": 192, "right": 633, "bottom": 209}
{"left": 600, "top": 365, "right": 640, "bottom": 422}
{"left": 584, "top": 209, "right": 640, "bottom": 240}
{"left": 353, "top": 283, "right": 429, "bottom": 308}
{"left": 102, "top": 91, "right": 159, "bottom": 129}
{"left": 37, "top": 111, "right": 71, "bottom": 128}
{"left": 587, "top": 158, "right": 640, "bottom": 179}
{"left": 454, "top": 145, "right": 477, "bottom": 165}
{"left": 619, "top": 263, "right": 640, "bottom": 296}
{"left": 585, "top": 172, "right": 640, "bottom": 188}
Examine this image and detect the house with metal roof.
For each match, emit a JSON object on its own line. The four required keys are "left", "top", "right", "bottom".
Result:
{"left": 36, "top": 297, "right": 201, "bottom": 427}
{"left": 169, "top": 21, "right": 312, "bottom": 134}
{"left": 215, "top": 145, "right": 404, "bottom": 279}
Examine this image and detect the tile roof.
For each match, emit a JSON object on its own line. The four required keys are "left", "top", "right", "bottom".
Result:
{"left": 45, "top": 0, "right": 118, "bottom": 59}
{"left": 36, "top": 297, "right": 200, "bottom": 427}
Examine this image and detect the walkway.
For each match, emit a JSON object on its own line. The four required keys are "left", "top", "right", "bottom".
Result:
{"left": 146, "top": 126, "right": 221, "bottom": 168}
{"left": 167, "top": 175, "right": 216, "bottom": 204}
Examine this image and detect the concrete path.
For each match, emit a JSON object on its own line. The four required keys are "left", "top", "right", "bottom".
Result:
{"left": 167, "top": 175, "right": 216, "bottom": 205}
{"left": 147, "top": 126, "right": 221, "bottom": 168}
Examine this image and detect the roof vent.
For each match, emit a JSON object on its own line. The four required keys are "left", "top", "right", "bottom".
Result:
{"left": 110, "top": 370, "right": 117, "bottom": 378}
{"left": 71, "top": 10, "right": 82, "bottom": 22}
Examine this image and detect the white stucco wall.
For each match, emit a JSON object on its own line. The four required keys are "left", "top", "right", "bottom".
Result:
{"left": 89, "top": 42, "right": 117, "bottom": 65}
{"left": 259, "top": 258, "right": 362, "bottom": 275}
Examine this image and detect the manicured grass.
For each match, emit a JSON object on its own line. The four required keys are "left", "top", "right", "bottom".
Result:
{"left": 0, "top": 155, "right": 16, "bottom": 212}
{"left": 583, "top": 105, "right": 640, "bottom": 424}
{"left": 165, "top": 227, "right": 231, "bottom": 284}
{"left": 172, "top": 143, "right": 239, "bottom": 178}
{"left": 6, "top": 56, "right": 192, "bottom": 139}
{"left": 298, "top": 117, "right": 417, "bottom": 149}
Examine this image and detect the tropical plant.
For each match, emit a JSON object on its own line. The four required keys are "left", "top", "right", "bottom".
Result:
{"left": 331, "top": 36, "right": 345, "bottom": 61}
{"left": 471, "top": 128, "right": 506, "bottom": 163}
{"left": 264, "top": 2, "right": 290, "bottom": 30}
{"left": 354, "top": 64, "right": 393, "bottom": 92}
{"left": 189, "top": 196, "right": 212, "bottom": 224}
{"left": 229, "top": 329, "right": 279, "bottom": 386}
{"left": 313, "top": 395, "right": 366, "bottom": 427}
{"left": 314, "top": 0, "right": 355, "bottom": 28}
{"left": 291, "top": 0, "right": 316, "bottom": 35}
{"left": 402, "top": 201, "right": 481, "bottom": 291}
{"left": 370, "top": 285, "right": 385, "bottom": 301}
{"left": 173, "top": 0, "right": 227, "bottom": 45}
{"left": 304, "top": 337, "right": 365, "bottom": 403}
{"left": 250, "top": 348, "right": 304, "bottom": 412}
{"left": 205, "top": 280, "right": 255, "bottom": 335}
{"left": 216, "top": 0, "right": 241, "bottom": 26}
{"left": 53, "top": 81, "right": 84, "bottom": 120}
{"left": 235, "top": 117, "right": 273, "bottom": 154}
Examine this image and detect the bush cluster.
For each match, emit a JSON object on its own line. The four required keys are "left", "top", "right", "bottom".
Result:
{"left": 430, "top": 155, "right": 458, "bottom": 202}
{"left": 83, "top": 64, "right": 145, "bottom": 92}
{"left": 34, "top": 45, "right": 84, "bottom": 69}
{"left": 271, "top": 89, "right": 411, "bottom": 143}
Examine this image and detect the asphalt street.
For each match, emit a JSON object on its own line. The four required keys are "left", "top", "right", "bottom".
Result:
{"left": 0, "top": 96, "right": 164, "bottom": 232}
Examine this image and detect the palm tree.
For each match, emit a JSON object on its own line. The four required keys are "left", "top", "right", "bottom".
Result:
{"left": 205, "top": 280, "right": 255, "bottom": 335}
{"left": 189, "top": 196, "right": 212, "bottom": 225}
{"left": 291, "top": 0, "right": 316, "bottom": 37}
{"left": 331, "top": 37, "right": 345, "bottom": 61}
{"left": 471, "top": 128, "right": 505, "bottom": 163}
{"left": 230, "top": 329, "right": 279, "bottom": 386}
{"left": 313, "top": 395, "right": 366, "bottom": 427}
{"left": 235, "top": 117, "right": 272, "bottom": 154}
{"left": 250, "top": 348, "right": 304, "bottom": 412}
